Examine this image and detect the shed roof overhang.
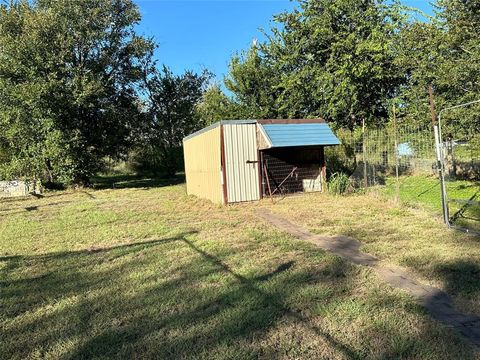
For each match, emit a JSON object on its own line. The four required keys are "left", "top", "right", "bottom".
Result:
{"left": 257, "top": 120, "right": 341, "bottom": 150}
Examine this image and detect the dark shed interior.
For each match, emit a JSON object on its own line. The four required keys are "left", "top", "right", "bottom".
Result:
{"left": 260, "top": 146, "right": 326, "bottom": 197}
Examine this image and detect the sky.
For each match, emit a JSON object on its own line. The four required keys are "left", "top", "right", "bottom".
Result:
{"left": 136, "top": 0, "right": 435, "bottom": 82}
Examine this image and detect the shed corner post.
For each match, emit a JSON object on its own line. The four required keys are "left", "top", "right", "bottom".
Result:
{"left": 220, "top": 124, "right": 228, "bottom": 205}
{"left": 255, "top": 125, "right": 264, "bottom": 200}
{"left": 257, "top": 150, "right": 264, "bottom": 200}
{"left": 320, "top": 146, "right": 327, "bottom": 192}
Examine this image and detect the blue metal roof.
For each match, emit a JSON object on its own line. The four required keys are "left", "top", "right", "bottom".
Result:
{"left": 260, "top": 123, "right": 341, "bottom": 148}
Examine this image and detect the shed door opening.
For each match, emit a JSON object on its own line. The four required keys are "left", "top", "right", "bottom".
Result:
{"left": 223, "top": 124, "right": 260, "bottom": 203}
{"left": 261, "top": 147, "right": 325, "bottom": 197}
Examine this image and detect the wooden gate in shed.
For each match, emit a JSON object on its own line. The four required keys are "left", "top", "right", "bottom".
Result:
{"left": 222, "top": 123, "right": 260, "bottom": 203}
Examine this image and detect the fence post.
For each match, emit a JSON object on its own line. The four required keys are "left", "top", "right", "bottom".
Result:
{"left": 393, "top": 104, "right": 400, "bottom": 203}
{"left": 429, "top": 85, "right": 450, "bottom": 226}
{"left": 362, "top": 118, "right": 367, "bottom": 188}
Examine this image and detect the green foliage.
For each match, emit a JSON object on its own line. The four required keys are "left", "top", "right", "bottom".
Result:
{"left": 225, "top": 0, "right": 408, "bottom": 126}
{"left": 196, "top": 84, "right": 241, "bottom": 125}
{"left": 223, "top": 0, "right": 479, "bottom": 137}
{"left": 397, "top": 0, "right": 480, "bottom": 135}
{"left": 325, "top": 128, "right": 362, "bottom": 176}
{"left": 141, "top": 65, "right": 211, "bottom": 176}
{"left": 0, "top": 0, "right": 153, "bottom": 185}
{"left": 328, "top": 172, "right": 351, "bottom": 195}
{"left": 127, "top": 146, "right": 184, "bottom": 176}
{"left": 225, "top": 47, "right": 281, "bottom": 119}
{"left": 469, "top": 134, "right": 480, "bottom": 159}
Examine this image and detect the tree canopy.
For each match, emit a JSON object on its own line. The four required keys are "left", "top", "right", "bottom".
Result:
{"left": 137, "top": 65, "right": 211, "bottom": 176}
{"left": 1, "top": 0, "right": 478, "bottom": 185}
{"left": 221, "top": 0, "right": 479, "bottom": 132}
{"left": 225, "top": 0, "right": 409, "bottom": 127}
{"left": 398, "top": 0, "right": 480, "bottom": 134}
{"left": 0, "top": 0, "right": 153, "bottom": 185}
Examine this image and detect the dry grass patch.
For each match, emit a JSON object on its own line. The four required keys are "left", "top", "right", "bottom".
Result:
{"left": 264, "top": 190, "right": 480, "bottom": 315}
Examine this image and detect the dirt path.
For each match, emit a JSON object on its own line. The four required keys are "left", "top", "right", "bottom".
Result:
{"left": 256, "top": 208, "right": 480, "bottom": 349}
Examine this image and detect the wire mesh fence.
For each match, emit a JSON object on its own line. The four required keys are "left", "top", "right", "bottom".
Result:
{"left": 327, "top": 122, "right": 437, "bottom": 186}
{"left": 326, "top": 119, "right": 480, "bottom": 233}
{"left": 261, "top": 148, "right": 324, "bottom": 197}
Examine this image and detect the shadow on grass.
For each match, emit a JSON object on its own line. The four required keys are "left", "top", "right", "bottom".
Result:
{"left": 1, "top": 232, "right": 475, "bottom": 359}
{"left": 0, "top": 199, "right": 76, "bottom": 216}
{"left": 416, "top": 259, "right": 480, "bottom": 349}
{"left": 432, "top": 260, "right": 480, "bottom": 299}
{"left": 416, "top": 181, "right": 439, "bottom": 198}
{"left": 92, "top": 173, "right": 185, "bottom": 190}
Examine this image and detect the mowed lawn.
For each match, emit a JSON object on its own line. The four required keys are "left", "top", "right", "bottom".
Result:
{"left": 1, "top": 175, "right": 480, "bottom": 359}
{"left": 384, "top": 174, "right": 480, "bottom": 232}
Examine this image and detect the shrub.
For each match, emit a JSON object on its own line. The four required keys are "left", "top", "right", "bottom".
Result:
{"left": 328, "top": 172, "right": 351, "bottom": 195}
{"left": 325, "top": 128, "right": 362, "bottom": 176}
{"left": 127, "top": 146, "right": 184, "bottom": 177}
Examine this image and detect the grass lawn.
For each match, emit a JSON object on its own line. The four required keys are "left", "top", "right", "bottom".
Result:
{"left": 383, "top": 174, "right": 480, "bottom": 232}
{"left": 1, "top": 174, "right": 479, "bottom": 359}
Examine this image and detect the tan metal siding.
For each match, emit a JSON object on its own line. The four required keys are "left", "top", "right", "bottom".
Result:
{"left": 183, "top": 126, "right": 223, "bottom": 204}
{"left": 224, "top": 124, "right": 260, "bottom": 203}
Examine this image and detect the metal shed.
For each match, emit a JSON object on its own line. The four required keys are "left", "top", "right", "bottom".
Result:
{"left": 183, "top": 119, "right": 340, "bottom": 204}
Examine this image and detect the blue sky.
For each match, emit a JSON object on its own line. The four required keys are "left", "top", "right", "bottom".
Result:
{"left": 136, "top": 0, "right": 435, "bottom": 82}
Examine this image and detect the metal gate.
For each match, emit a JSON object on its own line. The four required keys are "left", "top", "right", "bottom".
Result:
{"left": 261, "top": 147, "right": 324, "bottom": 197}
{"left": 436, "top": 100, "right": 480, "bottom": 234}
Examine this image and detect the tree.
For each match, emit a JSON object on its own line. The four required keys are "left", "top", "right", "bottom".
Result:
{"left": 196, "top": 84, "right": 243, "bottom": 125}
{"left": 398, "top": 0, "right": 480, "bottom": 135}
{"left": 225, "top": 0, "right": 408, "bottom": 127}
{"left": 0, "top": 0, "right": 153, "bottom": 185}
{"left": 140, "top": 65, "right": 211, "bottom": 176}
{"left": 225, "top": 46, "right": 281, "bottom": 119}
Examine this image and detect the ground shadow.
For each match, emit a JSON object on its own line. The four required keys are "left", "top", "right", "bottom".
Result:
{"left": 418, "top": 259, "right": 480, "bottom": 349}
{"left": 432, "top": 260, "right": 480, "bottom": 299}
{"left": 1, "top": 233, "right": 476, "bottom": 359}
{"left": 0, "top": 199, "right": 76, "bottom": 216}
{"left": 1, "top": 234, "right": 357, "bottom": 359}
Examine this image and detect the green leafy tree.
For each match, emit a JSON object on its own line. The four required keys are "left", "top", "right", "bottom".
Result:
{"left": 0, "top": 0, "right": 153, "bottom": 185}
{"left": 196, "top": 84, "right": 244, "bottom": 125}
{"left": 394, "top": 20, "right": 442, "bottom": 124}
{"left": 139, "top": 65, "right": 211, "bottom": 176}
{"left": 225, "top": 46, "right": 281, "bottom": 119}
{"left": 225, "top": 0, "right": 408, "bottom": 127}
{"left": 398, "top": 0, "right": 480, "bottom": 135}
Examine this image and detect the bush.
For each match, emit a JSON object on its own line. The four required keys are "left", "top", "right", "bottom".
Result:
{"left": 325, "top": 128, "right": 362, "bottom": 176}
{"left": 328, "top": 172, "right": 351, "bottom": 195}
{"left": 127, "top": 146, "right": 184, "bottom": 177}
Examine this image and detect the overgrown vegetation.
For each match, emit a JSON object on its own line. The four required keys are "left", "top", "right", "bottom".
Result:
{"left": 328, "top": 173, "right": 351, "bottom": 195}
{"left": 1, "top": 176, "right": 479, "bottom": 359}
